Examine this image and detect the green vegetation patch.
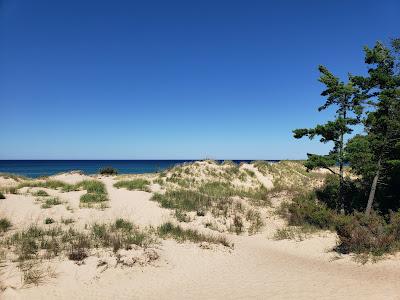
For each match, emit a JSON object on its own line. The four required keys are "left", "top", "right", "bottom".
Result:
{"left": 32, "top": 190, "right": 49, "bottom": 197}
{"left": 40, "top": 197, "right": 62, "bottom": 209}
{"left": 99, "top": 167, "right": 118, "bottom": 175}
{"left": 113, "top": 179, "right": 150, "bottom": 192}
{"left": 91, "top": 219, "right": 155, "bottom": 251}
{"left": 77, "top": 180, "right": 109, "bottom": 207}
{"left": 0, "top": 218, "right": 12, "bottom": 233}
{"left": 4, "top": 219, "right": 156, "bottom": 263}
{"left": 157, "top": 222, "right": 232, "bottom": 248}
{"left": 18, "top": 180, "right": 75, "bottom": 191}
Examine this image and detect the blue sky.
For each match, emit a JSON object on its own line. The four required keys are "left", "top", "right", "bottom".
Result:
{"left": 0, "top": 0, "right": 399, "bottom": 159}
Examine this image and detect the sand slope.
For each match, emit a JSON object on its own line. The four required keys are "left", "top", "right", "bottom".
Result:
{"left": 1, "top": 163, "right": 400, "bottom": 299}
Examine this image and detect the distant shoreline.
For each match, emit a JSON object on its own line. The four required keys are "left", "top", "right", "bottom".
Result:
{"left": 0, "top": 159, "right": 285, "bottom": 178}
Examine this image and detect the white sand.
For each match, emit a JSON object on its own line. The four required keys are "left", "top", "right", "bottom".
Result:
{"left": 1, "top": 165, "right": 400, "bottom": 299}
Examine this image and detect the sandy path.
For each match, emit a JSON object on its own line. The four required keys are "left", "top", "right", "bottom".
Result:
{"left": 2, "top": 174, "right": 400, "bottom": 299}
{"left": 6, "top": 233, "right": 400, "bottom": 300}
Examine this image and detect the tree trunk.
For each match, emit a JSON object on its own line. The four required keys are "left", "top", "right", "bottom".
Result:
{"left": 338, "top": 110, "right": 345, "bottom": 214}
{"left": 365, "top": 158, "right": 381, "bottom": 216}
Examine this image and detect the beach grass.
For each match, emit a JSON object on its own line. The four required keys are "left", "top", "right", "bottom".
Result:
{"left": 157, "top": 222, "right": 232, "bottom": 247}
{"left": 77, "top": 180, "right": 109, "bottom": 207}
{"left": 113, "top": 179, "right": 150, "bottom": 192}
{"left": 32, "top": 190, "right": 49, "bottom": 197}
{"left": 40, "top": 197, "right": 62, "bottom": 209}
{"left": 4, "top": 219, "right": 156, "bottom": 263}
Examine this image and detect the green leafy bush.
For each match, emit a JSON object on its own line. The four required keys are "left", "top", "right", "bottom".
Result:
{"left": 279, "top": 192, "right": 337, "bottom": 230}
{"left": 99, "top": 167, "right": 118, "bottom": 175}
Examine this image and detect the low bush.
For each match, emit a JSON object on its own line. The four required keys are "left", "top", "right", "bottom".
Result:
{"left": 279, "top": 190, "right": 400, "bottom": 257}
{"left": 278, "top": 192, "right": 337, "bottom": 230}
{"left": 0, "top": 218, "right": 11, "bottom": 232}
{"left": 44, "top": 218, "right": 55, "bottom": 225}
{"left": 335, "top": 212, "right": 400, "bottom": 256}
{"left": 0, "top": 192, "right": 5, "bottom": 199}
{"left": 99, "top": 167, "right": 118, "bottom": 175}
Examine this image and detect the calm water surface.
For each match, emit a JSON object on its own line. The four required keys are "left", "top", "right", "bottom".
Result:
{"left": 0, "top": 160, "right": 279, "bottom": 178}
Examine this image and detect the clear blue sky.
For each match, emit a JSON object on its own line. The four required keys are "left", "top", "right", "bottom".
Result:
{"left": 0, "top": 0, "right": 399, "bottom": 160}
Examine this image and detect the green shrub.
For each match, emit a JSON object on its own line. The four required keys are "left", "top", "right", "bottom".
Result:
{"left": 174, "top": 209, "right": 191, "bottom": 222}
{"left": 0, "top": 218, "right": 11, "bottom": 232}
{"left": 0, "top": 192, "right": 5, "bottom": 199}
{"left": 316, "top": 175, "right": 367, "bottom": 213}
{"left": 279, "top": 192, "right": 337, "bottom": 230}
{"left": 99, "top": 167, "right": 118, "bottom": 175}
{"left": 113, "top": 179, "right": 150, "bottom": 192}
{"left": 32, "top": 190, "right": 49, "bottom": 197}
{"left": 114, "top": 218, "right": 133, "bottom": 231}
{"left": 44, "top": 218, "right": 55, "bottom": 224}
{"left": 335, "top": 212, "right": 400, "bottom": 256}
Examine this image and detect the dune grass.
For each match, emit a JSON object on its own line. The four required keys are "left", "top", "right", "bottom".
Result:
{"left": 157, "top": 222, "right": 232, "bottom": 248}
{"left": 91, "top": 219, "right": 155, "bottom": 252}
{"left": 4, "top": 219, "right": 156, "bottom": 263}
{"left": 40, "top": 197, "right": 62, "bottom": 209}
{"left": 77, "top": 180, "right": 109, "bottom": 207}
{"left": 0, "top": 173, "right": 28, "bottom": 181}
{"left": 0, "top": 186, "right": 18, "bottom": 195}
{"left": 76, "top": 180, "right": 106, "bottom": 194}
{"left": 18, "top": 180, "right": 75, "bottom": 191}
{"left": 113, "top": 179, "right": 150, "bottom": 192}
{"left": 32, "top": 190, "right": 49, "bottom": 197}
{"left": 151, "top": 182, "right": 265, "bottom": 234}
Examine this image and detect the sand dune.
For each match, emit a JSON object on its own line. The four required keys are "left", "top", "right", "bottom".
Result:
{"left": 1, "top": 161, "right": 400, "bottom": 299}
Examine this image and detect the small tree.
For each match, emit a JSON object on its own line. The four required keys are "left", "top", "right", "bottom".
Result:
{"left": 293, "top": 66, "right": 361, "bottom": 212}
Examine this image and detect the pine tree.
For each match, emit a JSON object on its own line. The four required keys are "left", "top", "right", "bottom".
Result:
{"left": 293, "top": 66, "right": 361, "bottom": 212}
{"left": 348, "top": 40, "right": 400, "bottom": 214}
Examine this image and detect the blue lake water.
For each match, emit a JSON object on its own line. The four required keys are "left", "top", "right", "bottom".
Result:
{"left": 0, "top": 160, "right": 279, "bottom": 178}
